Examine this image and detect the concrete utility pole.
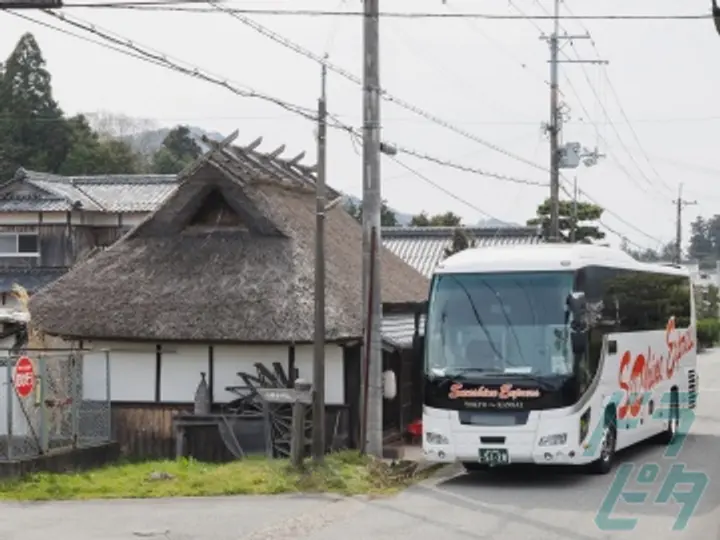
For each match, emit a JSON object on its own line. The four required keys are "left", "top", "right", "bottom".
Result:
{"left": 544, "top": 0, "right": 606, "bottom": 242}
{"left": 362, "top": 0, "right": 383, "bottom": 458}
{"left": 673, "top": 183, "right": 697, "bottom": 265}
{"left": 312, "top": 61, "right": 328, "bottom": 462}
{"left": 547, "top": 0, "right": 561, "bottom": 242}
{"left": 570, "top": 176, "right": 578, "bottom": 243}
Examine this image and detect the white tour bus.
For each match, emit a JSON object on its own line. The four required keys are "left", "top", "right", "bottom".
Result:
{"left": 421, "top": 243, "right": 698, "bottom": 474}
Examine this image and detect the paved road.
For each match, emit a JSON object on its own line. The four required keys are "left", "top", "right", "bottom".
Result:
{"left": 2, "top": 352, "right": 719, "bottom": 540}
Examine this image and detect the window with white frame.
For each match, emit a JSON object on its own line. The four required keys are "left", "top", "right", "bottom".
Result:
{"left": 0, "top": 234, "right": 39, "bottom": 256}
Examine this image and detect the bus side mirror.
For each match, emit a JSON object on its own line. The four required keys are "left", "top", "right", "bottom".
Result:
{"left": 571, "top": 332, "right": 587, "bottom": 355}
{"left": 566, "top": 291, "right": 587, "bottom": 319}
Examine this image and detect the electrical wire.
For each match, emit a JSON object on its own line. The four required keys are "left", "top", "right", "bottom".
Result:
{"left": 59, "top": 5, "right": 717, "bottom": 21}
{"left": 559, "top": 64, "right": 662, "bottom": 202}
{"left": 206, "top": 1, "right": 550, "bottom": 174}
{"left": 564, "top": 2, "right": 675, "bottom": 196}
{"left": 345, "top": 129, "right": 519, "bottom": 227}
{"left": 10, "top": 6, "right": 663, "bottom": 247}
{"left": 37, "top": 9, "right": 319, "bottom": 121}
{"left": 491, "top": 1, "right": 667, "bottom": 245}
{"left": 389, "top": 156, "right": 517, "bottom": 226}
{"left": 445, "top": 0, "right": 554, "bottom": 93}
{"left": 6, "top": 7, "right": 545, "bottom": 190}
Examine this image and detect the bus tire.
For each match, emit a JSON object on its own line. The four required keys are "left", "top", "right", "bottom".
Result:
{"left": 657, "top": 389, "right": 679, "bottom": 446}
{"left": 588, "top": 410, "right": 617, "bottom": 475}
{"left": 462, "top": 462, "right": 489, "bottom": 474}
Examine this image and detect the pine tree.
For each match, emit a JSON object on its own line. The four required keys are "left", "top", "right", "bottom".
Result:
{"left": 444, "top": 227, "right": 475, "bottom": 258}
{"left": 0, "top": 33, "right": 72, "bottom": 178}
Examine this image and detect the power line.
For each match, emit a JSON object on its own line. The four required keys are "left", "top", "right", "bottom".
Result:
{"left": 387, "top": 145, "right": 548, "bottom": 187}
{"left": 504, "top": 1, "right": 667, "bottom": 244}
{"left": 206, "top": 2, "right": 550, "bottom": 173}
{"left": 389, "top": 155, "right": 517, "bottom": 226}
{"left": 563, "top": 1, "right": 675, "bottom": 196}
{"left": 61, "top": 5, "right": 717, "bottom": 21}
{"left": 10, "top": 9, "right": 548, "bottom": 190}
{"left": 14, "top": 6, "right": 663, "bottom": 247}
{"left": 446, "top": 0, "right": 554, "bottom": 92}
{"left": 344, "top": 128, "right": 525, "bottom": 227}
{"left": 37, "top": 10, "right": 319, "bottom": 121}
{"left": 558, "top": 58, "right": 662, "bottom": 201}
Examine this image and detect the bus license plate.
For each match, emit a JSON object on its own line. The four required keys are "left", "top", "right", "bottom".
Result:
{"left": 478, "top": 448, "right": 510, "bottom": 465}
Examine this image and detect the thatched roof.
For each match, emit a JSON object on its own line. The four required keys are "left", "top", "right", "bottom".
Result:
{"left": 29, "top": 135, "right": 429, "bottom": 343}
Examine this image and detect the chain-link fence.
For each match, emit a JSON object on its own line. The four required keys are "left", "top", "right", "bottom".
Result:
{"left": 0, "top": 350, "right": 111, "bottom": 461}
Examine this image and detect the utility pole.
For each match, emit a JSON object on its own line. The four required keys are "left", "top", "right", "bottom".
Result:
{"left": 543, "top": 0, "right": 606, "bottom": 242}
{"left": 548, "top": 0, "right": 561, "bottom": 243}
{"left": 673, "top": 183, "right": 697, "bottom": 265}
{"left": 312, "top": 61, "right": 328, "bottom": 462}
{"left": 570, "top": 175, "right": 578, "bottom": 243}
{"left": 362, "top": 0, "right": 383, "bottom": 458}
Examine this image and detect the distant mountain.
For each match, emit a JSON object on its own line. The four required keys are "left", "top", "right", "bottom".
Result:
{"left": 123, "top": 127, "right": 520, "bottom": 229}
{"left": 476, "top": 218, "right": 523, "bottom": 228}
{"left": 340, "top": 193, "right": 413, "bottom": 226}
{"left": 123, "top": 126, "right": 225, "bottom": 156}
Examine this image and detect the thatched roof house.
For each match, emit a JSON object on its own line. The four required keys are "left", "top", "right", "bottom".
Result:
{"left": 29, "top": 135, "right": 429, "bottom": 344}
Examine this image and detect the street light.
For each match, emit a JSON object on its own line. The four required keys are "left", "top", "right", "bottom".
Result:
{"left": 713, "top": 0, "right": 720, "bottom": 36}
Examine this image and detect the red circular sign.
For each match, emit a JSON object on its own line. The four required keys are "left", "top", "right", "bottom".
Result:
{"left": 14, "top": 356, "right": 35, "bottom": 398}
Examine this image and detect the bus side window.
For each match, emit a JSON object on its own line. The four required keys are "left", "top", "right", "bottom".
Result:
{"left": 579, "top": 266, "right": 618, "bottom": 382}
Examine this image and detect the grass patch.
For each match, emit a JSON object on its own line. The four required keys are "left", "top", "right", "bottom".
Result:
{"left": 0, "top": 451, "right": 423, "bottom": 501}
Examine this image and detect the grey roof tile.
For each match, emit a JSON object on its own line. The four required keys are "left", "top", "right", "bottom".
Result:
{"left": 0, "top": 197, "right": 71, "bottom": 212}
{"left": 382, "top": 226, "right": 543, "bottom": 277}
{"left": 0, "top": 267, "right": 69, "bottom": 293}
{"left": 381, "top": 313, "right": 426, "bottom": 349}
{"left": 12, "top": 170, "right": 179, "bottom": 213}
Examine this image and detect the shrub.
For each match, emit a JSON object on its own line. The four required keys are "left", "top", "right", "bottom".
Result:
{"left": 696, "top": 318, "right": 720, "bottom": 350}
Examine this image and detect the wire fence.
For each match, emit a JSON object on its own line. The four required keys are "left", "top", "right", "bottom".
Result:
{"left": 0, "top": 351, "right": 111, "bottom": 461}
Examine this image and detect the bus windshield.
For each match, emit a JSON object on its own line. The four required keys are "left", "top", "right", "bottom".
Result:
{"left": 426, "top": 271, "right": 575, "bottom": 378}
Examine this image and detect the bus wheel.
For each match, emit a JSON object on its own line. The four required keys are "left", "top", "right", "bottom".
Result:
{"left": 589, "top": 414, "right": 616, "bottom": 475}
{"left": 657, "top": 389, "right": 679, "bottom": 445}
{"left": 462, "top": 462, "right": 489, "bottom": 474}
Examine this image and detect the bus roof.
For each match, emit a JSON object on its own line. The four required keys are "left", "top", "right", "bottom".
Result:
{"left": 434, "top": 243, "right": 690, "bottom": 277}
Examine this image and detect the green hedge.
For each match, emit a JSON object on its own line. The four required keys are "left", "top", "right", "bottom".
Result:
{"left": 697, "top": 318, "right": 720, "bottom": 350}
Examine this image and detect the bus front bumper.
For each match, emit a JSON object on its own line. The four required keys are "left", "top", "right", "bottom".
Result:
{"left": 423, "top": 421, "right": 597, "bottom": 466}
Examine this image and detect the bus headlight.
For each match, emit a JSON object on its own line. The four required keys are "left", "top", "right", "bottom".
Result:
{"left": 425, "top": 432, "right": 449, "bottom": 445}
{"left": 579, "top": 407, "right": 591, "bottom": 444}
{"left": 538, "top": 433, "right": 567, "bottom": 446}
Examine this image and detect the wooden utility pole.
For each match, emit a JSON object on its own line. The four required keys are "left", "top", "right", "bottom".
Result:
{"left": 673, "top": 183, "right": 696, "bottom": 265}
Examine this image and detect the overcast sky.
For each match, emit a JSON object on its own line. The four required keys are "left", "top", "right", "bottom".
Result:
{"left": 0, "top": 0, "right": 718, "bottom": 251}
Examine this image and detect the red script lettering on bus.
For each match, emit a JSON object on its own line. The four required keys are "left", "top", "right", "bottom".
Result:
{"left": 617, "top": 317, "right": 694, "bottom": 420}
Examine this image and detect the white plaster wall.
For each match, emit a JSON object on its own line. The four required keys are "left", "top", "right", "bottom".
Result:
{"left": 85, "top": 341, "right": 156, "bottom": 402}
{"left": 80, "top": 341, "right": 347, "bottom": 405}
{"left": 160, "top": 344, "right": 209, "bottom": 402}
{"left": 81, "top": 349, "right": 110, "bottom": 401}
{"left": 213, "top": 345, "right": 287, "bottom": 404}
{"left": 294, "top": 344, "right": 345, "bottom": 405}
